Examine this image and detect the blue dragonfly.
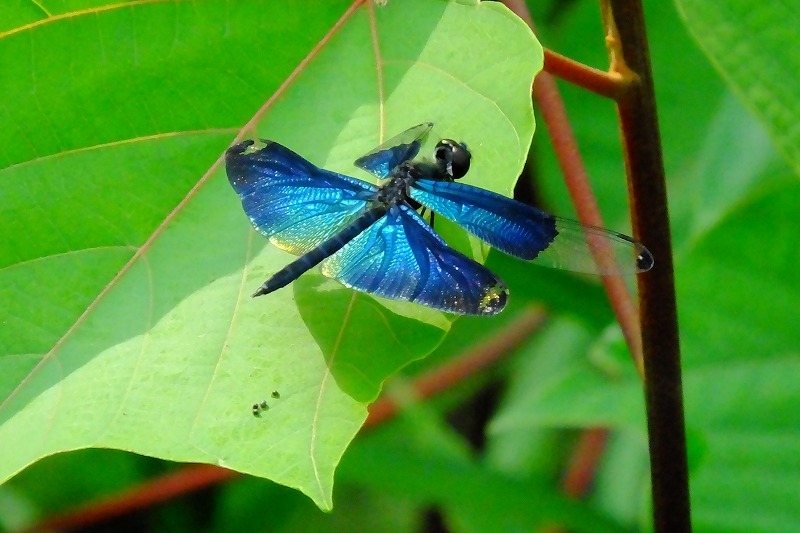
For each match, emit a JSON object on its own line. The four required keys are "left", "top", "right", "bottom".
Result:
{"left": 225, "top": 123, "right": 653, "bottom": 316}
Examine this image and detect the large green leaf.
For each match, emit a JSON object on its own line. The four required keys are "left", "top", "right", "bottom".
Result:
{"left": 0, "top": 0, "right": 542, "bottom": 509}
{"left": 675, "top": 0, "right": 800, "bottom": 176}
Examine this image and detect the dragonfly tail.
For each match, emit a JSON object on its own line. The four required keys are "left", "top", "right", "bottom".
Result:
{"left": 252, "top": 206, "right": 388, "bottom": 297}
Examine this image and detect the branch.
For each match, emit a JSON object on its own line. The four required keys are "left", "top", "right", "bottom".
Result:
{"left": 603, "top": 0, "right": 690, "bottom": 530}
{"left": 543, "top": 48, "right": 625, "bottom": 99}
{"left": 504, "top": 2, "right": 689, "bottom": 531}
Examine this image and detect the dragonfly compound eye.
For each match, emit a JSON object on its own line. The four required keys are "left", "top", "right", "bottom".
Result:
{"left": 435, "top": 139, "right": 472, "bottom": 179}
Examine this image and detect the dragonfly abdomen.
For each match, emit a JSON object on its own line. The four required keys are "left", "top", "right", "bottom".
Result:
{"left": 252, "top": 206, "right": 388, "bottom": 297}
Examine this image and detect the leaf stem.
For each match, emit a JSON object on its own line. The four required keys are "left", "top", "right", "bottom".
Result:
{"left": 543, "top": 48, "right": 625, "bottom": 99}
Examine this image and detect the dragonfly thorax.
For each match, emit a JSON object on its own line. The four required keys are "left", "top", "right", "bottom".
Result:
{"left": 373, "top": 139, "right": 472, "bottom": 208}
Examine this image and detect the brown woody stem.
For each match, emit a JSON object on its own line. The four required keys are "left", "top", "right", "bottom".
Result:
{"left": 604, "top": 0, "right": 690, "bottom": 530}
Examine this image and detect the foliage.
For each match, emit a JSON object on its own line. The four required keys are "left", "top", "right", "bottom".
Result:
{"left": 1, "top": 0, "right": 798, "bottom": 531}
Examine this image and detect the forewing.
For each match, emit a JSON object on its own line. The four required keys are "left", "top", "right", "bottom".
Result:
{"left": 410, "top": 179, "right": 652, "bottom": 274}
{"left": 226, "top": 140, "right": 377, "bottom": 255}
{"left": 353, "top": 123, "right": 433, "bottom": 179}
{"left": 320, "top": 204, "right": 508, "bottom": 315}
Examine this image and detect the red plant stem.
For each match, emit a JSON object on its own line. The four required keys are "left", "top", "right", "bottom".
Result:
{"left": 503, "top": 0, "right": 655, "bottom": 515}
{"left": 505, "top": 0, "right": 644, "bottom": 374}
{"left": 366, "top": 307, "right": 547, "bottom": 427}
{"left": 30, "top": 308, "right": 546, "bottom": 532}
{"left": 529, "top": 67, "right": 623, "bottom": 514}
{"left": 543, "top": 49, "right": 624, "bottom": 99}
{"left": 540, "top": 428, "right": 610, "bottom": 533}
{"left": 32, "top": 464, "right": 238, "bottom": 532}
{"left": 533, "top": 74, "right": 645, "bottom": 373}
{"left": 561, "top": 428, "right": 609, "bottom": 496}
{"left": 603, "top": 1, "right": 690, "bottom": 531}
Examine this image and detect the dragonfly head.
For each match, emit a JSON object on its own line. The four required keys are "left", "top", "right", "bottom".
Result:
{"left": 434, "top": 139, "right": 471, "bottom": 179}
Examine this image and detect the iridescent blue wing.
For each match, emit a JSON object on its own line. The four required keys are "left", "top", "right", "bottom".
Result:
{"left": 226, "top": 140, "right": 378, "bottom": 255}
{"left": 410, "top": 180, "right": 653, "bottom": 274}
{"left": 320, "top": 204, "right": 507, "bottom": 315}
{"left": 353, "top": 123, "right": 433, "bottom": 179}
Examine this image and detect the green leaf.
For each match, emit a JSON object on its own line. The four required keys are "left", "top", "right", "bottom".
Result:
{"left": 339, "top": 413, "right": 626, "bottom": 533}
{"left": 0, "top": 0, "right": 542, "bottom": 509}
{"left": 679, "top": 183, "right": 800, "bottom": 531}
{"left": 669, "top": 92, "right": 788, "bottom": 252}
{"left": 675, "top": 0, "right": 800, "bottom": 175}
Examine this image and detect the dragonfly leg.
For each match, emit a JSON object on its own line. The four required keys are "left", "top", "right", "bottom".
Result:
{"left": 416, "top": 206, "right": 436, "bottom": 229}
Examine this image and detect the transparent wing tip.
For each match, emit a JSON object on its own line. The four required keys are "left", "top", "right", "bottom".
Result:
{"left": 543, "top": 218, "right": 656, "bottom": 275}
{"left": 635, "top": 243, "right": 655, "bottom": 272}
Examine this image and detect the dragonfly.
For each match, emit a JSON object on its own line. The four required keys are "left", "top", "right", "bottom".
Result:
{"left": 225, "top": 123, "right": 653, "bottom": 316}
